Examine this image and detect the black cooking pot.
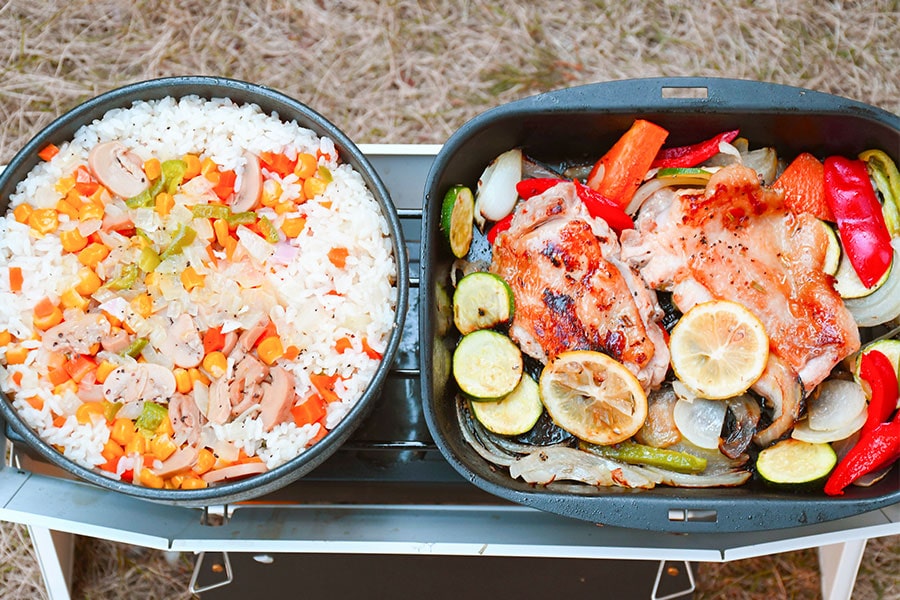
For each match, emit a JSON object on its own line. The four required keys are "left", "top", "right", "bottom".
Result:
{"left": 420, "top": 77, "right": 900, "bottom": 532}
{"left": 0, "top": 76, "right": 408, "bottom": 506}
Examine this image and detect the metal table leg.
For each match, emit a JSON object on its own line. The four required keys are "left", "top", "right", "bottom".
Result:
{"left": 28, "top": 526, "right": 73, "bottom": 600}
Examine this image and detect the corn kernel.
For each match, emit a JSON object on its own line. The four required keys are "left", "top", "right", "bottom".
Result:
{"left": 27, "top": 208, "right": 59, "bottom": 235}
{"left": 75, "top": 267, "right": 103, "bottom": 296}
{"left": 95, "top": 360, "right": 118, "bottom": 384}
{"left": 124, "top": 433, "right": 147, "bottom": 456}
{"left": 60, "top": 288, "right": 89, "bottom": 312}
{"left": 192, "top": 448, "right": 216, "bottom": 475}
{"left": 294, "top": 153, "right": 318, "bottom": 179}
{"left": 130, "top": 293, "right": 153, "bottom": 318}
{"left": 149, "top": 434, "right": 177, "bottom": 461}
{"left": 139, "top": 468, "right": 164, "bottom": 489}
{"left": 13, "top": 204, "right": 33, "bottom": 224}
{"left": 202, "top": 351, "right": 228, "bottom": 378}
{"left": 188, "top": 367, "right": 209, "bottom": 387}
{"left": 111, "top": 417, "right": 137, "bottom": 446}
{"left": 0, "top": 330, "right": 11, "bottom": 347}
{"left": 303, "top": 177, "right": 328, "bottom": 199}
{"left": 180, "top": 476, "right": 208, "bottom": 490}
{"left": 60, "top": 228, "right": 89, "bottom": 253}
{"left": 180, "top": 266, "right": 205, "bottom": 291}
{"left": 53, "top": 379, "right": 78, "bottom": 397}
{"left": 77, "top": 243, "right": 109, "bottom": 269}
{"left": 101, "top": 438, "right": 125, "bottom": 462}
{"left": 78, "top": 202, "right": 104, "bottom": 222}
{"left": 173, "top": 367, "right": 192, "bottom": 394}
{"left": 281, "top": 217, "right": 306, "bottom": 238}
{"left": 182, "top": 154, "right": 202, "bottom": 179}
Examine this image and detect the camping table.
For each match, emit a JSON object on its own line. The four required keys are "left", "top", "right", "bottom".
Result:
{"left": 1, "top": 146, "right": 897, "bottom": 599}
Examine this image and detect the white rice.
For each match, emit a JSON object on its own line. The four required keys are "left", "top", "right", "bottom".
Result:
{"left": 0, "top": 96, "right": 397, "bottom": 479}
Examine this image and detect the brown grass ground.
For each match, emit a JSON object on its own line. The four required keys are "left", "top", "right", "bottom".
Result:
{"left": 0, "top": 0, "right": 898, "bottom": 598}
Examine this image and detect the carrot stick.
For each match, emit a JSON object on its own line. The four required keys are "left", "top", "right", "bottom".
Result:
{"left": 586, "top": 119, "right": 669, "bottom": 208}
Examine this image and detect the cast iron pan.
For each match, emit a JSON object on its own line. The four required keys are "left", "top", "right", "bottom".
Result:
{"left": 0, "top": 76, "right": 408, "bottom": 506}
{"left": 420, "top": 77, "right": 900, "bottom": 532}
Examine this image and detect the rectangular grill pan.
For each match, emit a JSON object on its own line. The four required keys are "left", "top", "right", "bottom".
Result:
{"left": 420, "top": 77, "right": 900, "bottom": 532}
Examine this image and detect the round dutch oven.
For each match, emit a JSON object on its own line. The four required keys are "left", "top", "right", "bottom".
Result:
{"left": 0, "top": 76, "right": 408, "bottom": 506}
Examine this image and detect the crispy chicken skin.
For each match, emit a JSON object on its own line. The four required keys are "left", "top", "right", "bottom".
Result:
{"left": 622, "top": 164, "right": 860, "bottom": 394}
{"left": 490, "top": 182, "right": 669, "bottom": 390}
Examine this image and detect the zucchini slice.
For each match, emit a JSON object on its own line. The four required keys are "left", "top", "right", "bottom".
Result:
{"left": 440, "top": 185, "right": 475, "bottom": 258}
{"left": 756, "top": 438, "right": 837, "bottom": 487}
{"left": 470, "top": 374, "right": 543, "bottom": 436}
{"left": 453, "top": 330, "right": 522, "bottom": 399}
{"left": 452, "top": 272, "right": 515, "bottom": 334}
{"left": 821, "top": 221, "right": 841, "bottom": 277}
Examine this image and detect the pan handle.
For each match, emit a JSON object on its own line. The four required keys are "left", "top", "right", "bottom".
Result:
{"left": 516, "top": 77, "right": 897, "bottom": 121}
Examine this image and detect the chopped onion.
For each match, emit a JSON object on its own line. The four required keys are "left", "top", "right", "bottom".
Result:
{"left": 673, "top": 396, "right": 727, "bottom": 450}
{"left": 792, "top": 408, "right": 866, "bottom": 443}
{"left": 474, "top": 148, "right": 521, "bottom": 227}
{"left": 844, "top": 243, "right": 900, "bottom": 327}
{"left": 807, "top": 379, "right": 867, "bottom": 432}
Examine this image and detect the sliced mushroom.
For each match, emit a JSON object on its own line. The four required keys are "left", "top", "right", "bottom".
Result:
{"left": 201, "top": 461, "right": 268, "bottom": 483}
{"left": 103, "top": 365, "right": 149, "bottom": 404}
{"left": 237, "top": 317, "right": 270, "bottom": 353}
{"left": 88, "top": 141, "right": 149, "bottom": 199}
{"left": 152, "top": 446, "right": 200, "bottom": 478}
{"left": 206, "top": 377, "right": 231, "bottom": 425}
{"left": 259, "top": 366, "right": 295, "bottom": 431}
{"left": 142, "top": 363, "right": 177, "bottom": 402}
{"left": 44, "top": 313, "right": 111, "bottom": 355}
{"left": 231, "top": 152, "right": 262, "bottom": 212}
{"left": 159, "top": 314, "right": 204, "bottom": 368}
{"left": 169, "top": 392, "right": 201, "bottom": 447}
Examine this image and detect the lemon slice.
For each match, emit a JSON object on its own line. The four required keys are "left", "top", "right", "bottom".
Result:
{"left": 669, "top": 300, "right": 769, "bottom": 399}
{"left": 539, "top": 350, "right": 648, "bottom": 445}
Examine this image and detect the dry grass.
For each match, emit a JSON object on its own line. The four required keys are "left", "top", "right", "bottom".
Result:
{"left": 0, "top": 0, "right": 898, "bottom": 597}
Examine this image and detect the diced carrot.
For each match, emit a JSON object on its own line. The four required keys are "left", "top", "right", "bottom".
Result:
{"left": 52, "top": 414, "right": 67, "bottom": 428}
{"left": 73, "top": 165, "right": 99, "bottom": 197}
{"left": 283, "top": 345, "right": 300, "bottom": 361}
{"left": 13, "top": 204, "right": 33, "bottom": 224}
{"left": 8, "top": 266, "right": 23, "bottom": 292}
{"left": 48, "top": 365, "right": 70, "bottom": 387}
{"left": 65, "top": 355, "right": 97, "bottom": 383}
{"left": 202, "top": 326, "right": 226, "bottom": 353}
{"left": 291, "top": 394, "right": 327, "bottom": 427}
{"left": 328, "top": 247, "right": 349, "bottom": 268}
{"left": 309, "top": 373, "right": 341, "bottom": 403}
{"left": 11, "top": 371, "right": 23, "bottom": 387}
{"left": 773, "top": 152, "right": 834, "bottom": 222}
{"left": 256, "top": 336, "right": 284, "bottom": 365}
{"left": 586, "top": 119, "right": 670, "bottom": 209}
{"left": 0, "top": 330, "right": 10, "bottom": 346}
{"left": 223, "top": 235, "right": 237, "bottom": 260}
{"left": 25, "top": 396, "right": 43, "bottom": 411}
{"left": 260, "top": 151, "right": 297, "bottom": 178}
{"left": 335, "top": 336, "right": 353, "bottom": 353}
{"left": 361, "top": 337, "right": 383, "bottom": 360}
{"left": 212, "top": 170, "right": 237, "bottom": 200}
{"left": 5, "top": 345, "right": 29, "bottom": 365}
{"left": 154, "top": 192, "right": 175, "bottom": 217}
{"left": 38, "top": 143, "right": 60, "bottom": 162}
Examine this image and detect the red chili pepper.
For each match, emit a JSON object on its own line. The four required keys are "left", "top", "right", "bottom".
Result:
{"left": 859, "top": 350, "right": 899, "bottom": 437}
{"left": 573, "top": 181, "right": 634, "bottom": 234}
{"left": 486, "top": 213, "right": 514, "bottom": 245}
{"left": 824, "top": 412, "right": 900, "bottom": 496}
{"left": 515, "top": 178, "right": 566, "bottom": 199}
{"left": 824, "top": 156, "right": 893, "bottom": 288}
{"left": 651, "top": 129, "right": 740, "bottom": 169}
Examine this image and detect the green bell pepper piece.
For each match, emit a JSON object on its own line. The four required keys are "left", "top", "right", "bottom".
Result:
{"left": 582, "top": 441, "right": 708, "bottom": 474}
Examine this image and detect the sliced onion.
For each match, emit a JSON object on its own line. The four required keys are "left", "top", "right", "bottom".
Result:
{"left": 791, "top": 407, "right": 866, "bottom": 443}
{"left": 844, "top": 243, "right": 900, "bottom": 327}
{"left": 627, "top": 176, "right": 709, "bottom": 215}
{"left": 475, "top": 148, "right": 521, "bottom": 227}
{"left": 673, "top": 396, "right": 727, "bottom": 450}
{"left": 807, "top": 379, "right": 867, "bottom": 432}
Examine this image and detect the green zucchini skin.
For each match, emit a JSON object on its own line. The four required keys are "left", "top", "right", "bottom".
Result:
{"left": 756, "top": 438, "right": 837, "bottom": 492}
